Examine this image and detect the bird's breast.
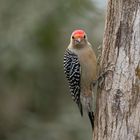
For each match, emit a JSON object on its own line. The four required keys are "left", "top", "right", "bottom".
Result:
{"left": 78, "top": 47, "right": 97, "bottom": 87}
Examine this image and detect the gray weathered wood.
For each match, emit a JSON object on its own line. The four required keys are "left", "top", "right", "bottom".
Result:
{"left": 93, "top": 0, "right": 140, "bottom": 139}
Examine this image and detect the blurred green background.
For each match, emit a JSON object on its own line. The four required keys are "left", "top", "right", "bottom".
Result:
{"left": 0, "top": 0, "right": 105, "bottom": 140}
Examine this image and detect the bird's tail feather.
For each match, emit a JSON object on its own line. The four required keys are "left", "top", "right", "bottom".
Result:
{"left": 77, "top": 102, "right": 83, "bottom": 116}
{"left": 88, "top": 111, "right": 94, "bottom": 130}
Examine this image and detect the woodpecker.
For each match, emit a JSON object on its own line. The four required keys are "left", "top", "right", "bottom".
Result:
{"left": 63, "top": 29, "right": 97, "bottom": 129}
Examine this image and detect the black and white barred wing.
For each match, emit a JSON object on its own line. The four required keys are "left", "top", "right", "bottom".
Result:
{"left": 64, "top": 49, "right": 83, "bottom": 115}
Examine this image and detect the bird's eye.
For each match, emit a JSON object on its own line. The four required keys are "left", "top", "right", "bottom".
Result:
{"left": 83, "top": 35, "right": 86, "bottom": 38}
{"left": 72, "top": 36, "right": 74, "bottom": 39}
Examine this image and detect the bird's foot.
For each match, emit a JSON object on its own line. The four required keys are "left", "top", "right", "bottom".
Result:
{"left": 97, "top": 64, "right": 115, "bottom": 88}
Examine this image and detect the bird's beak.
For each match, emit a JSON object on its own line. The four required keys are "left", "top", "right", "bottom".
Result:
{"left": 76, "top": 38, "right": 81, "bottom": 43}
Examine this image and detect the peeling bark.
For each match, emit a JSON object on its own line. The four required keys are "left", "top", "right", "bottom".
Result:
{"left": 93, "top": 0, "right": 140, "bottom": 140}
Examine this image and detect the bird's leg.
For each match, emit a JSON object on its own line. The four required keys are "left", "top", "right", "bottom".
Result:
{"left": 98, "top": 64, "right": 115, "bottom": 88}
{"left": 93, "top": 64, "right": 115, "bottom": 88}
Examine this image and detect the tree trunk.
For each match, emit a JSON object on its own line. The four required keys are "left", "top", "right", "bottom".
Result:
{"left": 93, "top": 0, "right": 140, "bottom": 140}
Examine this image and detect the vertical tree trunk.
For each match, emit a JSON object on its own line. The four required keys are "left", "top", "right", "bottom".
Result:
{"left": 93, "top": 0, "right": 140, "bottom": 140}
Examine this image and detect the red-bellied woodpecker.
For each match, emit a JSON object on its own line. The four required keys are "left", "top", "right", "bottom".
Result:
{"left": 63, "top": 29, "right": 97, "bottom": 129}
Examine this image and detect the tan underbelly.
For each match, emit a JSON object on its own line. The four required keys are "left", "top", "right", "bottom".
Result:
{"left": 79, "top": 47, "right": 97, "bottom": 95}
{"left": 80, "top": 61, "right": 96, "bottom": 88}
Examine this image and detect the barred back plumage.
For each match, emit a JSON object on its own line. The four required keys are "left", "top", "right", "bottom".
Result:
{"left": 63, "top": 49, "right": 83, "bottom": 116}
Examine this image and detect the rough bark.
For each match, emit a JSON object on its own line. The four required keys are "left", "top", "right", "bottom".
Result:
{"left": 93, "top": 0, "right": 140, "bottom": 140}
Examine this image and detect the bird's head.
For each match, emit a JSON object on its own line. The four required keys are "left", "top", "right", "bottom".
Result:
{"left": 70, "top": 29, "right": 88, "bottom": 47}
